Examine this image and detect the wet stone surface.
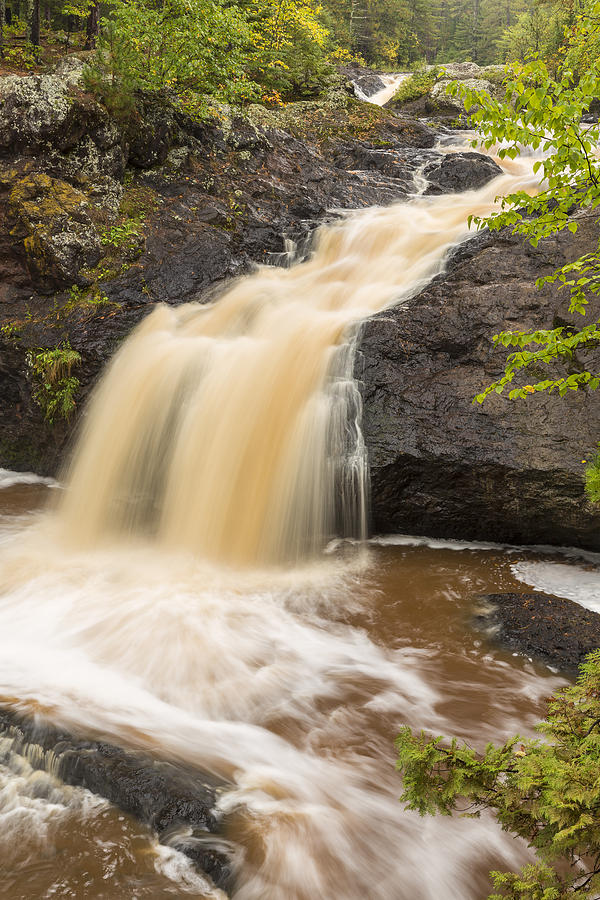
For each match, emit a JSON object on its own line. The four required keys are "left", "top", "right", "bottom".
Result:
{"left": 473, "top": 591, "right": 600, "bottom": 673}
{"left": 0, "top": 708, "right": 233, "bottom": 890}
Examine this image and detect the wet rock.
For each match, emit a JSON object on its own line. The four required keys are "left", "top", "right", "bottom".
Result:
{"left": 358, "top": 212, "right": 600, "bottom": 551}
{"left": 430, "top": 78, "right": 493, "bottom": 115}
{"left": 423, "top": 152, "right": 502, "bottom": 194}
{"left": 354, "top": 74, "right": 386, "bottom": 98}
{"left": 128, "top": 94, "right": 179, "bottom": 168}
{"left": 0, "top": 708, "right": 233, "bottom": 889}
{"left": 7, "top": 173, "right": 101, "bottom": 288}
{"left": 473, "top": 591, "right": 600, "bottom": 672}
{"left": 0, "top": 78, "right": 441, "bottom": 473}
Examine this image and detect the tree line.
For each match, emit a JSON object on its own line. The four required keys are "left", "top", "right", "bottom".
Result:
{"left": 0, "top": 0, "right": 588, "bottom": 104}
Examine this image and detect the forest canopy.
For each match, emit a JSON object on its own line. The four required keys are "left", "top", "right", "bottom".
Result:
{"left": 0, "top": 0, "right": 587, "bottom": 104}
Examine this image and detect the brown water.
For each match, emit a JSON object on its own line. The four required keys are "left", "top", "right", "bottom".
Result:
{"left": 0, "top": 480, "right": 574, "bottom": 899}
{"left": 0, "top": 140, "right": 575, "bottom": 899}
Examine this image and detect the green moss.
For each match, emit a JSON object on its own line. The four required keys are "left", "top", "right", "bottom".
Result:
{"left": 585, "top": 448, "right": 600, "bottom": 502}
{"left": 27, "top": 343, "right": 82, "bottom": 424}
{"left": 119, "top": 181, "right": 160, "bottom": 221}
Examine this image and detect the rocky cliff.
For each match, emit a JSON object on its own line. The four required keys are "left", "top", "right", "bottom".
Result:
{"left": 357, "top": 218, "right": 600, "bottom": 549}
{"left": 0, "top": 61, "right": 440, "bottom": 473}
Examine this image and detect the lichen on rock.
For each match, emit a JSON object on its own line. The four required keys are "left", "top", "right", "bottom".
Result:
{"left": 8, "top": 173, "right": 101, "bottom": 288}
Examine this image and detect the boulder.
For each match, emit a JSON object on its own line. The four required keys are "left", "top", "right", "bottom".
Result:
{"left": 128, "top": 94, "right": 179, "bottom": 168}
{"left": 7, "top": 172, "right": 101, "bottom": 288}
{"left": 437, "top": 62, "right": 483, "bottom": 79}
{"left": 357, "top": 213, "right": 600, "bottom": 551}
{"left": 0, "top": 708, "right": 232, "bottom": 888}
{"left": 430, "top": 78, "right": 493, "bottom": 114}
{"left": 473, "top": 591, "right": 600, "bottom": 672}
{"left": 354, "top": 74, "right": 386, "bottom": 98}
{"left": 423, "top": 151, "right": 502, "bottom": 193}
{"left": 0, "top": 71, "right": 126, "bottom": 208}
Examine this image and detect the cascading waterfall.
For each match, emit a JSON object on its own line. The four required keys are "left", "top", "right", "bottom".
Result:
{"left": 0, "top": 138, "right": 557, "bottom": 900}
{"left": 56, "top": 150, "right": 540, "bottom": 568}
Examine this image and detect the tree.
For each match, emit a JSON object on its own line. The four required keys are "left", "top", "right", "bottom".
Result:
{"left": 84, "top": 0, "right": 99, "bottom": 49}
{"left": 245, "top": 0, "right": 331, "bottom": 98}
{"left": 444, "top": 4, "right": 600, "bottom": 406}
{"left": 88, "top": 0, "right": 258, "bottom": 104}
{"left": 396, "top": 651, "right": 600, "bottom": 899}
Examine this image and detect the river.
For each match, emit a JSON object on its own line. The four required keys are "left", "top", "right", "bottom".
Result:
{"left": 0, "top": 132, "right": 591, "bottom": 899}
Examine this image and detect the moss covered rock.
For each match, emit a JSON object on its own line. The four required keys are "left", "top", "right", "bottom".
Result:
{"left": 8, "top": 173, "right": 101, "bottom": 288}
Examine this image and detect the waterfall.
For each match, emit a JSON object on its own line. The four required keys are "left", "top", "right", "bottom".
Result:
{"left": 56, "top": 145, "right": 540, "bottom": 568}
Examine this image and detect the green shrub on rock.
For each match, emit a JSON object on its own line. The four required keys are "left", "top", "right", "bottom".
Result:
{"left": 27, "top": 343, "right": 82, "bottom": 423}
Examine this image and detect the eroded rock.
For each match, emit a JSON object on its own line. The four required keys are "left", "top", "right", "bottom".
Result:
{"left": 424, "top": 151, "right": 502, "bottom": 193}
{"left": 0, "top": 708, "right": 233, "bottom": 888}
{"left": 354, "top": 74, "right": 386, "bottom": 98}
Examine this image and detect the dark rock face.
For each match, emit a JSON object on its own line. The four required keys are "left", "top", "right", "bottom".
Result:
{"left": 474, "top": 591, "right": 600, "bottom": 672}
{"left": 0, "top": 708, "right": 233, "bottom": 888}
{"left": 423, "top": 152, "right": 502, "bottom": 194}
{"left": 357, "top": 215, "right": 600, "bottom": 551}
{"left": 0, "top": 68, "right": 442, "bottom": 475}
{"left": 354, "top": 74, "right": 386, "bottom": 98}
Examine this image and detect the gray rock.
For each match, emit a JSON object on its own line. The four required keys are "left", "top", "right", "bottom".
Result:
{"left": 0, "top": 74, "right": 75, "bottom": 151}
{"left": 358, "top": 214, "right": 600, "bottom": 551}
{"left": 423, "top": 152, "right": 502, "bottom": 193}
{"left": 437, "top": 62, "right": 483, "bottom": 80}
{"left": 0, "top": 71, "right": 126, "bottom": 212}
{"left": 53, "top": 55, "right": 88, "bottom": 87}
{"left": 430, "top": 78, "right": 493, "bottom": 113}
{"left": 354, "top": 74, "right": 386, "bottom": 98}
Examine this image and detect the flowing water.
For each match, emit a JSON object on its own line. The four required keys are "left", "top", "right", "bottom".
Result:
{"left": 354, "top": 73, "right": 409, "bottom": 107}
{"left": 0, "top": 141, "right": 578, "bottom": 899}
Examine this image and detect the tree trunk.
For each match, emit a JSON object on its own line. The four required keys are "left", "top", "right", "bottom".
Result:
{"left": 0, "top": 0, "right": 4, "bottom": 59}
{"left": 25, "top": 0, "right": 32, "bottom": 39}
{"left": 84, "top": 0, "right": 99, "bottom": 49}
{"left": 30, "top": 0, "right": 40, "bottom": 46}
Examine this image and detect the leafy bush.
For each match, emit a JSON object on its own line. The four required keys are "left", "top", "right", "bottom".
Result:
{"left": 27, "top": 344, "right": 82, "bottom": 423}
{"left": 397, "top": 650, "right": 600, "bottom": 899}
{"left": 392, "top": 67, "right": 438, "bottom": 104}
{"left": 85, "top": 0, "right": 260, "bottom": 112}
